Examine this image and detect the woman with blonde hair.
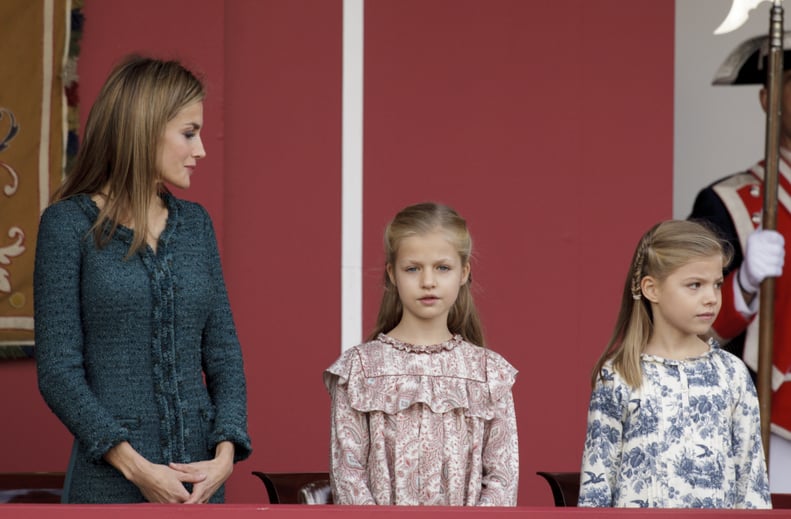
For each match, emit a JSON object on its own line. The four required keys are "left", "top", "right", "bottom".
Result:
{"left": 34, "top": 55, "right": 251, "bottom": 503}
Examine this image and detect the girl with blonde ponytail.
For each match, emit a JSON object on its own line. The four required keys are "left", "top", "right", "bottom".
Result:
{"left": 579, "top": 220, "right": 770, "bottom": 509}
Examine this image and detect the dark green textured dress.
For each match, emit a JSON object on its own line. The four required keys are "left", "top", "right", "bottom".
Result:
{"left": 34, "top": 193, "right": 252, "bottom": 503}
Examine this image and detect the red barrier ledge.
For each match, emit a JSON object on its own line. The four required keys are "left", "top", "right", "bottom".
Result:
{"left": 0, "top": 506, "right": 787, "bottom": 518}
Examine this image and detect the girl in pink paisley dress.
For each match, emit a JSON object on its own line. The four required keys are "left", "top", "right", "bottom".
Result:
{"left": 324, "top": 202, "right": 519, "bottom": 506}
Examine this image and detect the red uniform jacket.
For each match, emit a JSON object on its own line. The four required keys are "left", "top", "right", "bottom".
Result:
{"left": 690, "top": 156, "right": 791, "bottom": 438}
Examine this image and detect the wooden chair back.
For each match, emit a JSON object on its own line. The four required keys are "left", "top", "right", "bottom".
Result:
{"left": 0, "top": 472, "right": 65, "bottom": 503}
{"left": 536, "top": 471, "right": 580, "bottom": 507}
{"left": 252, "top": 471, "right": 331, "bottom": 504}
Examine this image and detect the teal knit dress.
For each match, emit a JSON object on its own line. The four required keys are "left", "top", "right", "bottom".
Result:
{"left": 34, "top": 193, "right": 252, "bottom": 503}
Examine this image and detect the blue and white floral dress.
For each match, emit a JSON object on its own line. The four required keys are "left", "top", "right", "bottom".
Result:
{"left": 579, "top": 343, "right": 771, "bottom": 508}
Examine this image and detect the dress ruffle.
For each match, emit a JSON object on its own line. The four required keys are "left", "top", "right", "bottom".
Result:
{"left": 378, "top": 333, "right": 459, "bottom": 353}
{"left": 325, "top": 335, "right": 517, "bottom": 419}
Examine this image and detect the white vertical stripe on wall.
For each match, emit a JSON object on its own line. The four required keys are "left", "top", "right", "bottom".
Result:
{"left": 342, "top": 0, "right": 364, "bottom": 352}
{"left": 40, "top": 0, "right": 54, "bottom": 210}
{"left": 673, "top": 0, "right": 769, "bottom": 218}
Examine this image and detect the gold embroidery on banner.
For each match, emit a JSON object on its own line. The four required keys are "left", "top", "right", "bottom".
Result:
{"left": 0, "top": 109, "right": 24, "bottom": 297}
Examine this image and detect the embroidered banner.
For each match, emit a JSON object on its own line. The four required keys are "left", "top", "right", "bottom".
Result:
{"left": 0, "top": 0, "right": 77, "bottom": 359}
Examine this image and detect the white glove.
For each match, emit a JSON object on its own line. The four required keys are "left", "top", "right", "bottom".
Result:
{"left": 738, "top": 229, "right": 785, "bottom": 294}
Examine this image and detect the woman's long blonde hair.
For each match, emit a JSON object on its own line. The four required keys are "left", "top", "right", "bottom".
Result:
{"left": 591, "top": 219, "right": 733, "bottom": 388}
{"left": 367, "top": 202, "right": 485, "bottom": 346}
{"left": 53, "top": 55, "right": 205, "bottom": 256}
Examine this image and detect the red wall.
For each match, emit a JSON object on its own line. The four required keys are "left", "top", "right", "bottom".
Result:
{"left": 0, "top": 0, "right": 674, "bottom": 506}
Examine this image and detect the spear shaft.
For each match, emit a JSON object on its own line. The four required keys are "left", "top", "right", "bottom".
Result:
{"left": 758, "top": 0, "right": 784, "bottom": 464}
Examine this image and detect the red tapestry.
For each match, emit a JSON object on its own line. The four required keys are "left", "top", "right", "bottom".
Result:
{"left": 0, "top": 0, "right": 81, "bottom": 359}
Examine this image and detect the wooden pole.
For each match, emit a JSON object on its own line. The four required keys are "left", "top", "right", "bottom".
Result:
{"left": 758, "top": 0, "right": 784, "bottom": 464}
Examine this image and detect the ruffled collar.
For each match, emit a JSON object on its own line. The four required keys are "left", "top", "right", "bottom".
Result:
{"left": 640, "top": 337, "right": 718, "bottom": 364}
{"left": 378, "top": 333, "right": 462, "bottom": 353}
{"left": 73, "top": 191, "right": 178, "bottom": 252}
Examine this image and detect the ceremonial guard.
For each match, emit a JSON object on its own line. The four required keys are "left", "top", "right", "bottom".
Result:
{"left": 690, "top": 29, "right": 791, "bottom": 491}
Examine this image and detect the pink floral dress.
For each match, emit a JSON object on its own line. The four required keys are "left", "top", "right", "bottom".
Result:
{"left": 324, "top": 334, "right": 519, "bottom": 506}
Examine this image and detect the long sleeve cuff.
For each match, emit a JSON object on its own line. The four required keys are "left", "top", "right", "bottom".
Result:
{"left": 733, "top": 270, "right": 758, "bottom": 317}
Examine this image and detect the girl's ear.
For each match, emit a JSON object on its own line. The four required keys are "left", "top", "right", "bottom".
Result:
{"left": 386, "top": 263, "right": 396, "bottom": 286}
{"left": 461, "top": 262, "right": 471, "bottom": 285}
{"left": 641, "top": 276, "right": 659, "bottom": 303}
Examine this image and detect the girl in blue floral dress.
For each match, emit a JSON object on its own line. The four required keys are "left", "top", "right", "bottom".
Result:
{"left": 579, "top": 220, "right": 771, "bottom": 508}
